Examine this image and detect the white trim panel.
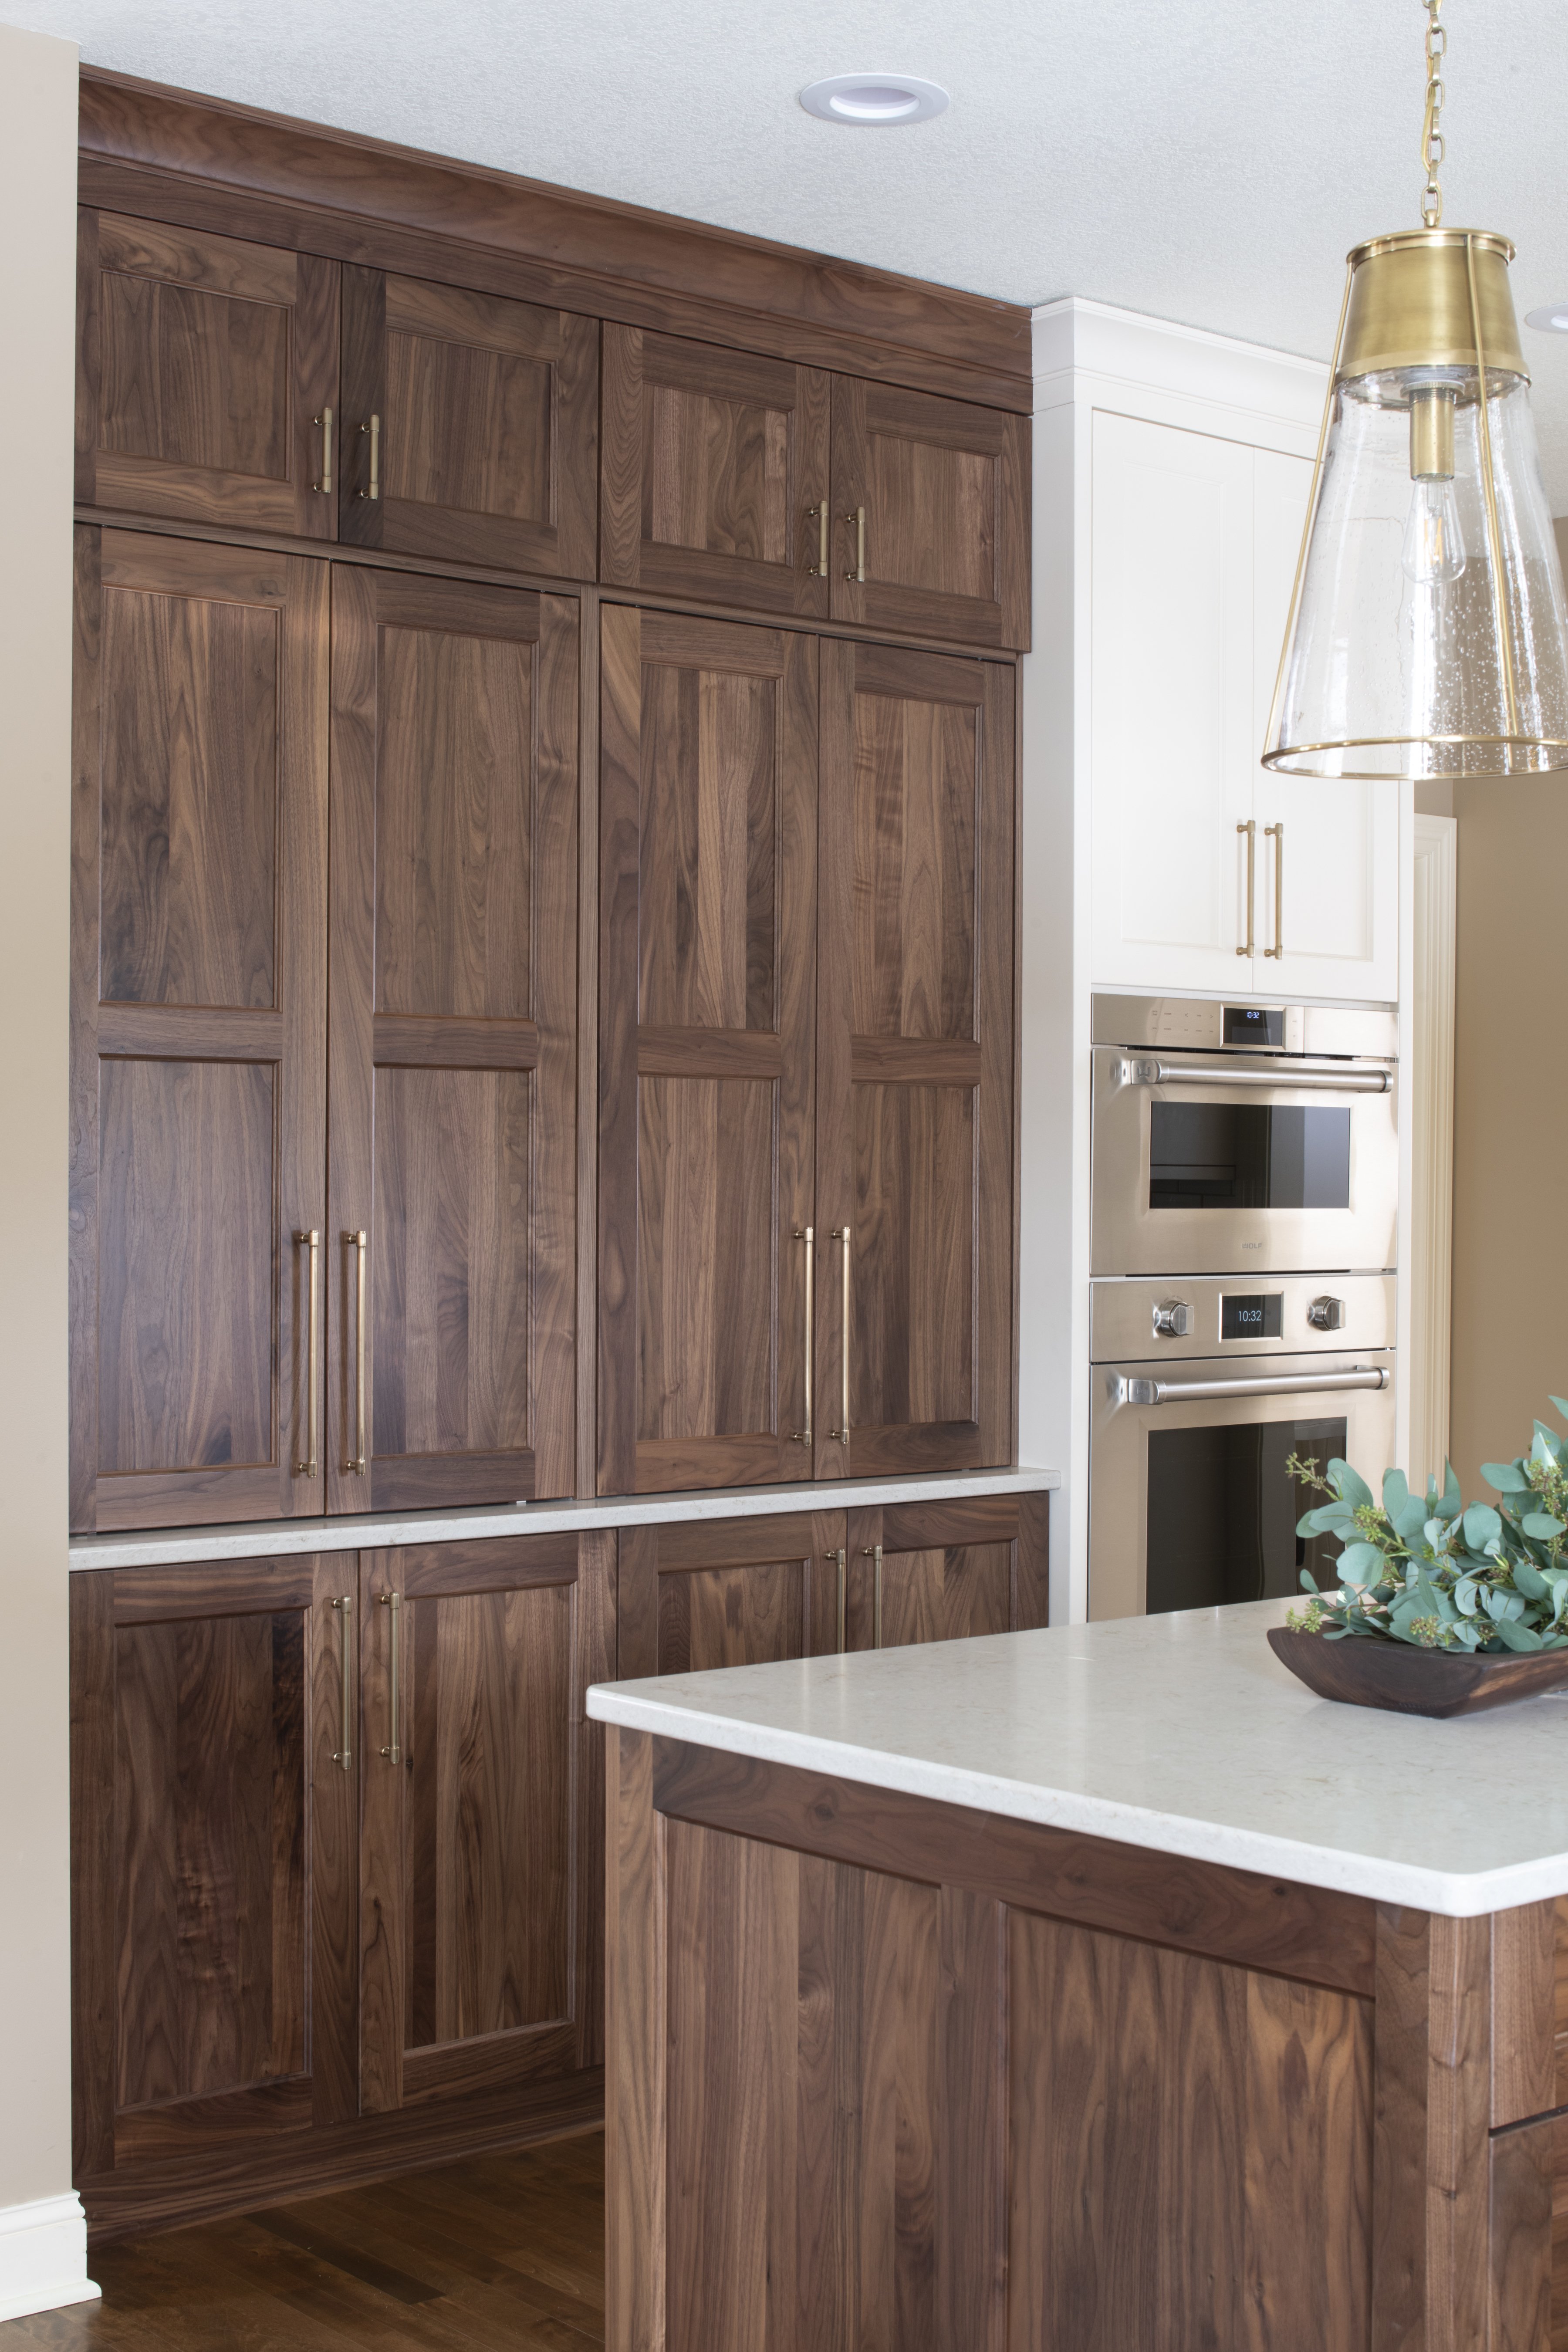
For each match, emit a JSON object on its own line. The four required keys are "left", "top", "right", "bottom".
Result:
{"left": 0, "top": 2194, "right": 98, "bottom": 2325}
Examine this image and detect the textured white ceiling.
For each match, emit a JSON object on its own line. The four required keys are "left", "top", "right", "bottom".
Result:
{"left": 19, "top": 0, "right": 1568, "bottom": 500}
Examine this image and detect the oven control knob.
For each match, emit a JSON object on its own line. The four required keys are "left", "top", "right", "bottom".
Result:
{"left": 1307, "top": 1294, "right": 1346, "bottom": 1332}
{"left": 1152, "top": 1299, "right": 1192, "bottom": 1339}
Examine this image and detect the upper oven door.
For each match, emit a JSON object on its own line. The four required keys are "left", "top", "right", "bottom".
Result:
{"left": 1090, "top": 1047, "right": 1398, "bottom": 1276}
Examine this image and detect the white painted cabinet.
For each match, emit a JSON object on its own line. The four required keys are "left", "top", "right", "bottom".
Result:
{"left": 1091, "top": 414, "right": 1398, "bottom": 1003}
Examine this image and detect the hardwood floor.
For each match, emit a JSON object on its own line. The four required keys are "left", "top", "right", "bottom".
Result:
{"left": 5, "top": 2132, "right": 604, "bottom": 2349}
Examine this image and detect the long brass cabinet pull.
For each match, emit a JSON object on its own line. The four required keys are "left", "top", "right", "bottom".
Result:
{"left": 378, "top": 1591, "right": 402, "bottom": 1764}
{"left": 313, "top": 407, "right": 332, "bottom": 494}
{"left": 1264, "top": 821, "right": 1284, "bottom": 959}
{"left": 829, "top": 1227, "right": 851, "bottom": 1446}
{"left": 344, "top": 1228, "right": 368, "bottom": 1474}
{"left": 293, "top": 1227, "right": 319, "bottom": 1475}
{"left": 331, "top": 1595, "right": 353, "bottom": 1770}
{"left": 806, "top": 504, "right": 828, "bottom": 576}
{"left": 828, "top": 1548, "right": 847, "bottom": 1653}
{"left": 790, "top": 1226, "right": 814, "bottom": 1446}
{"left": 845, "top": 505, "right": 866, "bottom": 583}
{"left": 360, "top": 413, "right": 380, "bottom": 501}
{"left": 1236, "top": 820, "right": 1255, "bottom": 957}
{"left": 863, "top": 1544, "right": 883, "bottom": 1648}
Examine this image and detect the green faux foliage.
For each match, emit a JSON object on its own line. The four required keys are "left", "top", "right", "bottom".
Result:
{"left": 1282, "top": 1395, "right": 1568, "bottom": 1654}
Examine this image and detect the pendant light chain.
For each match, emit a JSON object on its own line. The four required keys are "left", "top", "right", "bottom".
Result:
{"left": 1420, "top": 0, "right": 1446, "bottom": 227}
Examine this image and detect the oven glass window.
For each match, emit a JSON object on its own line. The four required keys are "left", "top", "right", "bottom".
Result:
{"left": 1145, "top": 1419, "right": 1345, "bottom": 1614}
{"left": 1148, "top": 1102, "right": 1351, "bottom": 1211}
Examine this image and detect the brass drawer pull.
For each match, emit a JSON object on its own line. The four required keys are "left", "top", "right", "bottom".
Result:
{"left": 313, "top": 407, "right": 332, "bottom": 494}
{"left": 863, "top": 1544, "right": 883, "bottom": 1648}
{"left": 1264, "top": 821, "right": 1284, "bottom": 959}
{"left": 829, "top": 1227, "right": 851, "bottom": 1446}
{"left": 827, "top": 1547, "right": 847, "bottom": 1653}
{"left": 1237, "top": 819, "right": 1255, "bottom": 958}
{"left": 845, "top": 504, "right": 866, "bottom": 582}
{"left": 359, "top": 412, "right": 380, "bottom": 501}
{"left": 293, "top": 1227, "right": 319, "bottom": 1475}
{"left": 331, "top": 1595, "right": 353, "bottom": 1771}
{"left": 790, "top": 1226, "right": 814, "bottom": 1447}
{"left": 344, "top": 1228, "right": 367, "bottom": 1474}
{"left": 378, "top": 1590, "right": 402, "bottom": 1764}
{"left": 806, "top": 503, "right": 828, "bottom": 576}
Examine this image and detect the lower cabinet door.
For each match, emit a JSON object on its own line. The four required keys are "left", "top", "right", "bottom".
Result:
{"left": 616, "top": 1511, "right": 848, "bottom": 1678}
{"left": 358, "top": 1531, "right": 614, "bottom": 2109}
{"left": 70, "top": 1557, "right": 359, "bottom": 2183}
{"left": 845, "top": 1492, "right": 1049, "bottom": 1651}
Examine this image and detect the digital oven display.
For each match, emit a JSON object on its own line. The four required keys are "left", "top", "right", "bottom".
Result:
{"left": 1223, "top": 1004, "right": 1283, "bottom": 1047}
{"left": 1221, "top": 1293, "right": 1283, "bottom": 1342}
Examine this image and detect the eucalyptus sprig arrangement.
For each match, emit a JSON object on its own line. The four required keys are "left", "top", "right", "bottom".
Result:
{"left": 1283, "top": 1397, "right": 1568, "bottom": 1652}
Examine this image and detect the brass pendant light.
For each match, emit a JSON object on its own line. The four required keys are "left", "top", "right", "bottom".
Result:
{"left": 1263, "top": 0, "right": 1568, "bottom": 781}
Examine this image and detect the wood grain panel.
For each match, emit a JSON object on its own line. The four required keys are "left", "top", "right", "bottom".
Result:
{"left": 1492, "top": 1899, "right": 1558, "bottom": 2126}
{"left": 598, "top": 608, "right": 817, "bottom": 1495}
{"left": 72, "top": 529, "right": 329, "bottom": 1532}
{"left": 600, "top": 325, "right": 831, "bottom": 618}
{"left": 575, "top": 1531, "right": 617, "bottom": 2072}
{"left": 339, "top": 265, "right": 597, "bottom": 578}
{"left": 1007, "top": 1909, "right": 1373, "bottom": 2352}
{"left": 607, "top": 1728, "right": 666, "bottom": 2352}
{"left": 616, "top": 1512, "right": 845, "bottom": 1678}
{"left": 656, "top": 1561, "right": 804, "bottom": 1675}
{"left": 874, "top": 1541, "right": 1013, "bottom": 1650}
{"left": 327, "top": 569, "right": 578, "bottom": 1511}
{"left": 831, "top": 376, "right": 1029, "bottom": 649}
{"left": 1489, "top": 2117, "right": 1554, "bottom": 2352}
{"left": 78, "top": 207, "right": 338, "bottom": 537}
{"left": 848, "top": 1493, "right": 1049, "bottom": 1649}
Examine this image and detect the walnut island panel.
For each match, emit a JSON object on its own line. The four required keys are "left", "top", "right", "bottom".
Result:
{"left": 588, "top": 1598, "right": 1568, "bottom": 2351}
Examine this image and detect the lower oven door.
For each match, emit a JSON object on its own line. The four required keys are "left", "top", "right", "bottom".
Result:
{"left": 1088, "top": 1350, "right": 1396, "bottom": 1621}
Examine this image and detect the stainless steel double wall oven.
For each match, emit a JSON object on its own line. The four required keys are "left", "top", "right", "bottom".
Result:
{"left": 1088, "top": 996, "right": 1399, "bottom": 1620}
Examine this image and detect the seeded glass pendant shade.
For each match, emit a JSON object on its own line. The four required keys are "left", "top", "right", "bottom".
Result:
{"left": 1264, "top": 10, "right": 1568, "bottom": 781}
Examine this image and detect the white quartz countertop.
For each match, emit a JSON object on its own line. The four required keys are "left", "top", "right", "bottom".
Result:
{"left": 68, "top": 1465, "right": 1058, "bottom": 1571}
{"left": 588, "top": 1597, "right": 1568, "bottom": 1917}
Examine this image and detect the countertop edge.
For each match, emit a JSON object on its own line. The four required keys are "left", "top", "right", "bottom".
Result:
{"left": 69, "top": 1465, "right": 1061, "bottom": 1571}
{"left": 585, "top": 1684, "right": 1560, "bottom": 1919}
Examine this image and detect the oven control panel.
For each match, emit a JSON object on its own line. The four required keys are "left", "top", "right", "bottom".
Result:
{"left": 1090, "top": 1272, "right": 1395, "bottom": 1365}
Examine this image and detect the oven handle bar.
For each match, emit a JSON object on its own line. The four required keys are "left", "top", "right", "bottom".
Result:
{"left": 1122, "top": 1057, "right": 1391, "bottom": 1095}
{"left": 1113, "top": 1366, "right": 1390, "bottom": 1407}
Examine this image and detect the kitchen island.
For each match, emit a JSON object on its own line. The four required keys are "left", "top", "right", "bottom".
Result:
{"left": 588, "top": 1598, "right": 1568, "bottom": 2352}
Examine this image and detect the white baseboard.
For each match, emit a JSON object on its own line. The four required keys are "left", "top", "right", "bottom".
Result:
{"left": 0, "top": 2193, "right": 100, "bottom": 2324}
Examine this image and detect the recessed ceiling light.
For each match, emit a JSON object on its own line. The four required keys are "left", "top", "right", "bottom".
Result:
{"left": 1524, "top": 305, "right": 1568, "bottom": 333}
{"left": 798, "top": 74, "right": 949, "bottom": 128}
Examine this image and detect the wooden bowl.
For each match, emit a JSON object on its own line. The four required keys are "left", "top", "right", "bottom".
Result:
{"left": 1267, "top": 1626, "right": 1568, "bottom": 1719}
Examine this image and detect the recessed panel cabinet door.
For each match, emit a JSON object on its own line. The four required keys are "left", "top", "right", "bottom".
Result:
{"left": 831, "top": 376, "right": 1030, "bottom": 650}
{"left": 600, "top": 325, "right": 831, "bottom": 618}
{"left": 327, "top": 570, "right": 578, "bottom": 1511}
{"left": 70, "top": 530, "right": 329, "bottom": 1532}
{"left": 358, "top": 1533, "right": 614, "bottom": 2108}
{"left": 70, "top": 1557, "right": 358, "bottom": 2185}
{"left": 339, "top": 268, "right": 597, "bottom": 577}
{"left": 615, "top": 1512, "right": 848, "bottom": 1678}
{"left": 598, "top": 607, "right": 818, "bottom": 1495}
{"left": 817, "top": 642, "right": 1016, "bottom": 1479}
{"left": 76, "top": 210, "right": 339, "bottom": 537}
{"left": 845, "top": 1494, "right": 1049, "bottom": 1652}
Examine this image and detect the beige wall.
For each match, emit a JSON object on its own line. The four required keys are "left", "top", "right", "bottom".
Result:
{"left": 1446, "top": 514, "right": 1568, "bottom": 1491}
{"left": 0, "top": 14, "right": 78, "bottom": 2234}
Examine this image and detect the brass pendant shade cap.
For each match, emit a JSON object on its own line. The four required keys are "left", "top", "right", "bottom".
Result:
{"left": 1338, "top": 229, "right": 1527, "bottom": 385}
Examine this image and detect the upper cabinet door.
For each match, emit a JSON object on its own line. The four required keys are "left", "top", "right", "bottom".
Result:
{"left": 76, "top": 210, "right": 339, "bottom": 538}
{"left": 339, "top": 268, "right": 597, "bottom": 578}
{"left": 598, "top": 607, "right": 818, "bottom": 1496}
{"left": 817, "top": 643, "right": 1016, "bottom": 1479}
{"left": 1089, "top": 412, "right": 1258, "bottom": 994}
{"left": 830, "top": 378, "right": 1030, "bottom": 651}
{"left": 70, "top": 529, "right": 329, "bottom": 1534}
{"left": 600, "top": 325, "right": 831, "bottom": 619}
{"left": 326, "top": 569, "right": 579, "bottom": 1512}
{"left": 1252, "top": 449, "right": 1399, "bottom": 1003}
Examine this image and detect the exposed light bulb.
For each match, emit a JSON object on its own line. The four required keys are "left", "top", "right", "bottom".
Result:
{"left": 1402, "top": 475, "right": 1467, "bottom": 586}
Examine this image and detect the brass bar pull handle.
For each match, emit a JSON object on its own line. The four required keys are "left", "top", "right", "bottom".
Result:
{"left": 293, "top": 1227, "right": 319, "bottom": 1475}
{"left": 829, "top": 1227, "right": 851, "bottom": 1446}
{"left": 378, "top": 1591, "right": 401, "bottom": 1764}
{"left": 344, "top": 1229, "right": 367, "bottom": 1474}
{"left": 313, "top": 407, "right": 332, "bottom": 494}
{"left": 1236, "top": 820, "right": 1255, "bottom": 957}
{"left": 359, "top": 413, "right": 380, "bottom": 501}
{"left": 790, "top": 1226, "right": 814, "bottom": 1446}
{"left": 863, "top": 1545, "right": 883, "bottom": 1649}
{"left": 845, "top": 505, "right": 866, "bottom": 583}
{"left": 331, "top": 1595, "right": 353, "bottom": 1770}
{"left": 806, "top": 504, "right": 829, "bottom": 577}
{"left": 1264, "top": 822, "right": 1284, "bottom": 959}
{"left": 827, "top": 1548, "right": 847, "bottom": 1653}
